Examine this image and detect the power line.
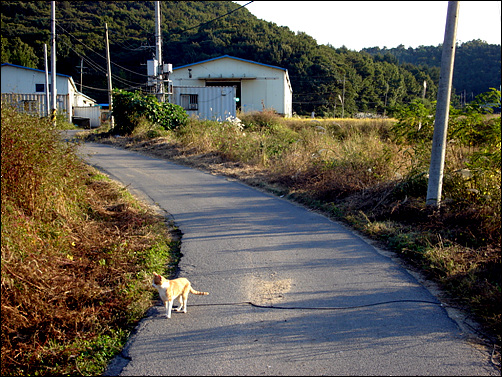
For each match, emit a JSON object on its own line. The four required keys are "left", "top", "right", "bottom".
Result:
{"left": 112, "top": 37, "right": 154, "bottom": 52}
{"left": 78, "top": 83, "right": 109, "bottom": 92}
{"left": 170, "top": 1, "right": 254, "bottom": 35}
{"left": 57, "top": 35, "right": 146, "bottom": 88}
{"left": 53, "top": 1, "right": 255, "bottom": 93}
{"left": 56, "top": 39, "right": 149, "bottom": 98}
{"left": 56, "top": 22, "right": 149, "bottom": 78}
{"left": 80, "top": 82, "right": 147, "bottom": 92}
{"left": 55, "top": 1, "right": 254, "bottom": 81}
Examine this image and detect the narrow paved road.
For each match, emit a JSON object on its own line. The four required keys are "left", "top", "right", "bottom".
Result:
{"left": 77, "top": 141, "right": 496, "bottom": 376}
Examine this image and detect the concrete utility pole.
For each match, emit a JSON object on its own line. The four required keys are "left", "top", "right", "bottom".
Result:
{"left": 342, "top": 73, "right": 346, "bottom": 118}
{"left": 426, "top": 1, "right": 460, "bottom": 207}
{"left": 79, "top": 58, "right": 83, "bottom": 92}
{"left": 51, "top": 1, "right": 57, "bottom": 125}
{"left": 105, "top": 23, "right": 114, "bottom": 128}
{"left": 44, "top": 44, "right": 50, "bottom": 117}
{"left": 155, "top": 1, "right": 164, "bottom": 102}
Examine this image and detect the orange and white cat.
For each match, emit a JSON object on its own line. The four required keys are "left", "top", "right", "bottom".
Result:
{"left": 152, "top": 273, "right": 209, "bottom": 319}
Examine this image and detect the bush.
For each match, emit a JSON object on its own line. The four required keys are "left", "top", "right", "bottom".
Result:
{"left": 390, "top": 89, "right": 501, "bottom": 208}
{"left": 111, "top": 89, "right": 188, "bottom": 135}
{"left": 239, "top": 109, "right": 282, "bottom": 130}
{"left": 1, "top": 106, "right": 84, "bottom": 218}
{"left": 1, "top": 107, "right": 176, "bottom": 375}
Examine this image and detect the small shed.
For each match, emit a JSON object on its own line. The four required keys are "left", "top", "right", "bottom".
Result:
{"left": 170, "top": 55, "right": 292, "bottom": 117}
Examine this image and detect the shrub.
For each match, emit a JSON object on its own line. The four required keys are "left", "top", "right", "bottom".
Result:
{"left": 112, "top": 89, "right": 187, "bottom": 135}
{"left": 1, "top": 106, "right": 84, "bottom": 219}
{"left": 390, "top": 90, "right": 501, "bottom": 206}
{"left": 239, "top": 109, "right": 283, "bottom": 130}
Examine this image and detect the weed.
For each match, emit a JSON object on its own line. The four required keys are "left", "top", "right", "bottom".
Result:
{"left": 89, "top": 105, "right": 500, "bottom": 342}
{"left": 1, "top": 107, "right": 177, "bottom": 375}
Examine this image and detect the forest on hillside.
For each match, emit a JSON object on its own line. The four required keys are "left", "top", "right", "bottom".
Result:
{"left": 1, "top": 1, "right": 500, "bottom": 115}
{"left": 362, "top": 40, "right": 501, "bottom": 104}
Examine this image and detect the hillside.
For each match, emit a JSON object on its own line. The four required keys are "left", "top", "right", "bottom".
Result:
{"left": 363, "top": 40, "right": 502, "bottom": 101}
{"left": 1, "top": 1, "right": 500, "bottom": 114}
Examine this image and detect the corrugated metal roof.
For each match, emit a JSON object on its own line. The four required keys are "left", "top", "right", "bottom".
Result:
{"left": 173, "top": 55, "right": 288, "bottom": 72}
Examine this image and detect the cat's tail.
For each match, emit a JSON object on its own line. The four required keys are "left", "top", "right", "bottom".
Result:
{"left": 190, "top": 287, "right": 209, "bottom": 295}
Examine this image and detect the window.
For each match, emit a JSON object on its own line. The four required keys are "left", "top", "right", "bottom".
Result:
{"left": 35, "top": 84, "right": 51, "bottom": 92}
{"left": 180, "top": 94, "right": 198, "bottom": 110}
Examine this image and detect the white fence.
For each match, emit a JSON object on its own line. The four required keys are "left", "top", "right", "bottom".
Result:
{"left": 1, "top": 93, "right": 71, "bottom": 120}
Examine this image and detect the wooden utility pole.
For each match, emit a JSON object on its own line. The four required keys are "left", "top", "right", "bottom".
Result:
{"left": 51, "top": 1, "right": 56, "bottom": 125}
{"left": 426, "top": 1, "right": 459, "bottom": 207}
{"left": 44, "top": 44, "right": 50, "bottom": 117}
{"left": 105, "top": 22, "right": 114, "bottom": 128}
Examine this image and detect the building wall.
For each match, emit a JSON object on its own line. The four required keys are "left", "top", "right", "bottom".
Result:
{"left": 2, "top": 64, "right": 98, "bottom": 122}
{"left": 170, "top": 56, "right": 292, "bottom": 116}
{"left": 171, "top": 86, "right": 236, "bottom": 121}
{"left": 1, "top": 65, "right": 72, "bottom": 96}
{"left": 74, "top": 94, "right": 97, "bottom": 107}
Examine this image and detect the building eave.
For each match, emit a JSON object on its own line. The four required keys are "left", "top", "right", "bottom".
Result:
{"left": 173, "top": 55, "right": 288, "bottom": 72}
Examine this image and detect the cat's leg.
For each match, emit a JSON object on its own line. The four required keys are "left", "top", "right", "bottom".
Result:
{"left": 166, "top": 299, "right": 173, "bottom": 318}
{"left": 181, "top": 292, "right": 188, "bottom": 313}
{"left": 175, "top": 295, "right": 184, "bottom": 312}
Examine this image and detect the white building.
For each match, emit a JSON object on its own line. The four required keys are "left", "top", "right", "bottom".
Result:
{"left": 170, "top": 55, "right": 292, "bottom": 117}
{"left": 1, "top": 63, "right": 99, "bottom": 126}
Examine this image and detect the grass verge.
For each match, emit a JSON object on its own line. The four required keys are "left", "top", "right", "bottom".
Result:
{"left": 84, "top": 111, "right": 500, "bottom": 354}
{"left": 1, "top": 107, "right": 179, "bottom": 375}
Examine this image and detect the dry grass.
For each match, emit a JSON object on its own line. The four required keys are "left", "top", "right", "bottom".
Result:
{"left": 87, "top": 111, "right": 500, "bottom": 349}
{"left": 1, "top": 107, "right": 178, "bottom": 375}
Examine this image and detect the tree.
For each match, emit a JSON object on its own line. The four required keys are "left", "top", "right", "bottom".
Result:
{"left": 2, "top": 37, "right": 39, "bottom": 68}
{"left": 3, "top": 1, "right": 496, "bottom": 114}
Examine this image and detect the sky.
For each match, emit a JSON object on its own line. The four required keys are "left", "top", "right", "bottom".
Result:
{"left": 233, "top": 1, "right": 501, "bottom": 51}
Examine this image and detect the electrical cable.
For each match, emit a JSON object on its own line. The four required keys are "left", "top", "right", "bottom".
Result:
{"left": 182, "top": 299, "right": 501, "bottom": 367}
{"left": 63, "top": 51, "right": 140, "bottom": 89}
{"left": 188, "top": 299, "right": 446, "bottom": 310}
{"left": 57, "top": 35, "right": 147, "bottom": 89}
{"left": 173, "top": 1, "right": 254, "bottom": 35}
{"left": 56, "top": 22, "right": 150, "bottom": 78}
{"left": 78, "top": 83, "right": 109, "bottom": 92}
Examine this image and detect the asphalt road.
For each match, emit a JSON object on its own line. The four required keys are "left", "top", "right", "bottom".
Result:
{"left": 76, "top": 140, "right": 497, "bottom": 376}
